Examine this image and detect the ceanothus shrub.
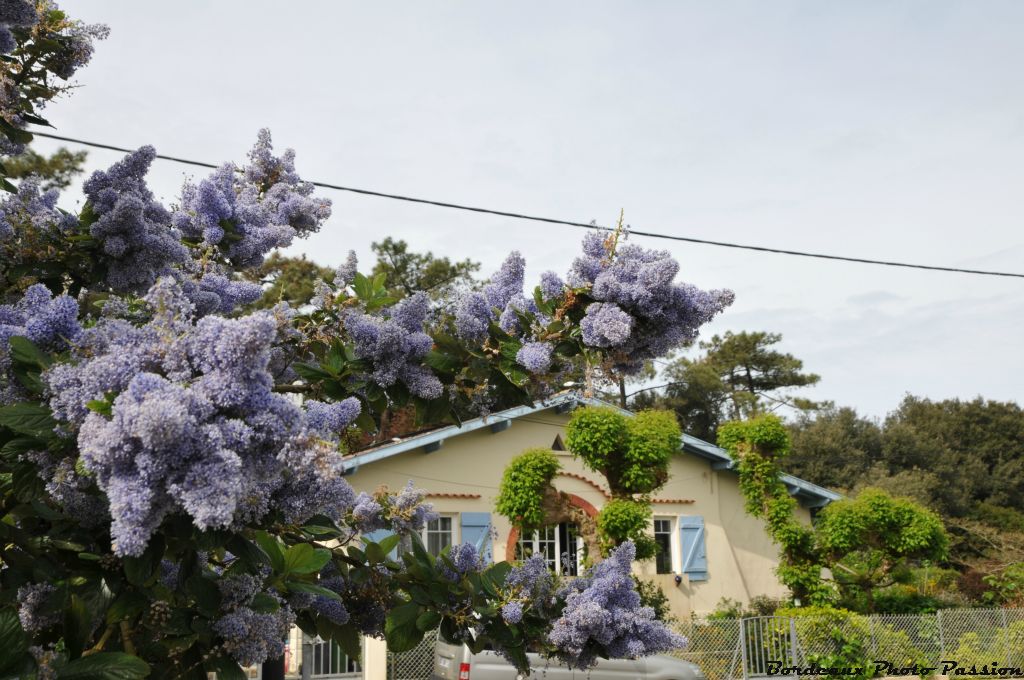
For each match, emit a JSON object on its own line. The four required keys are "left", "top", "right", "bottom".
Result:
{"left": 0, "top": 3, "right": 718, "bottom": 676}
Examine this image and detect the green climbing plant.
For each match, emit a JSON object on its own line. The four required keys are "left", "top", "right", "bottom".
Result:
{"left": 718, "top": 414, "right": 834, "bottom": 605}
{"left": 495, "top": 448, "right": 562, "bottom": 531}
{"left": 497, "top": 406, "right": 681, "bottom": 563}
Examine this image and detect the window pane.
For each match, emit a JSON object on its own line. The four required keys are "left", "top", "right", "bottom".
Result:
{"left": 425, "top": 516, "right": 453, "bottom": 556}
{"left": 654, "top": 519, "right": 672, "bottom": 574}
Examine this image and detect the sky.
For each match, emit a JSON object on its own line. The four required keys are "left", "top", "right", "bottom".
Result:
{"left": 33, "top": 1, "right": 1024, "bottom": 419}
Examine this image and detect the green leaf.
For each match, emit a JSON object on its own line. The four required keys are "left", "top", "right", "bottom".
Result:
{"left": 0, "top": 402, "right": 59, "bottom": 440}
{"left": 64, "top": 594, "right": 92, "bottom": 659}
{"left": 385, "top": 601, "right": 425, "bottom": 653}
{"left": 185, "top": 575, "right": 221, "bottom": 616}
{"left": 226, "top": 534, "right": 271, "bottom": 570}
{"left": 293, "top": 362, "right": 334, "bottom": 382}
{"left": 378, "top": 533, "right": 401, "bottom": 556}
{"left": 123, "top": 536, "right": 164, "bottom": 587}
{"left": 8, "top": 336, "right": 52, "bottom": 369}
{"left": 364, "top": 541, "right": 386, "bottom": 564}
{"left": 416, "top": 610, "right": 441, "bottom": 632}
{"left": 56, "top": 652, "right": 151, "bottom": 679}
{"left": 105, "top": 591, "right": 147, "bottom": 624}
{"left": 0, "top": 609, "right": 30, "bottom": 676}
{"left": 86, "top": 399, "right": 113, "bottom": 417}
{"left": 334, "top": 623, "right": 362, "bottom": 660}
{"left": 0, "top": 436, "right": 40, "bottom": 460}
{"left": 253, "top": 531, "right": 286, "bottom": 574}
{"left": 285, "top": 581, "right": 341, "bottom": 600}
{"left": 249, "top": 592, "right": 280, "bottom": 613}
{"left": 351, "top": 272, "right": 372, "bottom": 300}
{"left": 283, "top": 543, "right": 331, "bottom": 575}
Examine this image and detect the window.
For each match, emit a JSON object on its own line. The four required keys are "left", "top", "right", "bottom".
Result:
{"left": 515, "top": 522, "right": 582, "bottom": 575}
{"left": 423, "top": 516, "right": 453, "bottom": 556}
{"left": 654, "top": 518, "right": 673, "bottom": 574}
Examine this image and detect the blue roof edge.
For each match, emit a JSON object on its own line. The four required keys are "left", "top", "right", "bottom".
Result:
{"left": 344, "top": 392, "right": 842, "bottom": 507}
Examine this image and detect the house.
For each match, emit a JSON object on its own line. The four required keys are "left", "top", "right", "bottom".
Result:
{"left": 343, "top": 392, "right": 841, "bottom": 619}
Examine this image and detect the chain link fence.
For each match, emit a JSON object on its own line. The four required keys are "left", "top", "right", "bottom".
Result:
{"left": 387, "top": 630, "right": 438, "bottom": 680}
{"left": 668, "top": 608, "right": 1024, "bottom": 680}
{"left": 379, "top": 610, "right": 1024, "bottom": 680}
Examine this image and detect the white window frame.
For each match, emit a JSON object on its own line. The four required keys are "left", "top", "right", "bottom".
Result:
{"left": 422, "top": 514, "right": 457, "bottom": 556}
{"left": 516, "top": 522, "right": 584, "bottom": 576}
{"left": 653, "top": 516, "right": 678, "bottom": 574}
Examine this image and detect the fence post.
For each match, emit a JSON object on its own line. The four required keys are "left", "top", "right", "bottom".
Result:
{"left": 937, "top": 609, "right": 945, "bottom": 661}
{"left": 789, "top": 617, "right": 799, "bottom": 668}
{"left": 739, "top": 618, "right": 749, "bottom": 680}
{"left": 300, "top": 634, "right": 312, "bottom": 680}
{"left": 1002, "top": 608, "right": 1010, "bottom": 670}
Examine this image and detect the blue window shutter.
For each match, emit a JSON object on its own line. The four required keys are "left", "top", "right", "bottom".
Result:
{"left": 460, "top": 512, "right": 492, "bottom": 564}
{"left": 679, "top": 515, "right": 708, "bottom": 581}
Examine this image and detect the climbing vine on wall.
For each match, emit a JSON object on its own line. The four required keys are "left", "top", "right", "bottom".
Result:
{"left": 717, "top": 414, "right": 835, "bottom": 605}
{"left": 497, "top": 406, "right": 681, "bottom": 563}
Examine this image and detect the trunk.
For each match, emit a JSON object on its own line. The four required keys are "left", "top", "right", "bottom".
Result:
{"left": 618, "top": 376, "right": 627, "bottom": 409}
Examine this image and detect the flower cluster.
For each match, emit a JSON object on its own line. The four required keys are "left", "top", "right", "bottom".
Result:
{"left": 570, "top": 232, "right": 733, "bottom": 371}
{"left": 173, "top": 129, "right": 330, "bottom": 269}
{"left": 345, "top": 291, "right": 443, "bottom": 399}
{"left": 348, "top": 481, "right": 437, "bottom": 538}
{"left": 0, "top": 177, "right": 78, "bottom": 243}
{"left": 0, "top": 0, "right": 36, "bottom": 55}
{"left": 82, "top": 146, "right": 190, "bottom": 294}
{"left": 442, "top": 542, "right": 482, "bottom": 581}
{"left": 43, "top": 278, "right": 359, "bottom": 555}
{"left": 548, "top": 542, "right": 686, "bottom": 668}
{"left": 16, "top": 583, "right": 59, "bottom": 633}
{"left": 455, "top": 252, "right": 526, "bottom": 343}
{"left": 303, "top": 562, "right": 350, "bottom": 625}
{"left": 1, "top": 283, "right": 82, "bottom": 404}
{"left": 500, "top": 553, "right": 555, "bottom": 624}
{"left": 213, "top": 591, "right": 295, "bottom": 667}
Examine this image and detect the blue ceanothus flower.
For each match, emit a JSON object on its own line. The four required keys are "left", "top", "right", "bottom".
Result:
{"left": 548, "top": 542, "right": 687, "bottom": 669}
{"left": 173, "top": 129, "right": 331, "bottom": 269}
{"left": 43, "top": 278, "right": 361, "bottom": 556}
{"left": 0, "top": 283, "right": 82, "bottom": 405}
{"left": 569, "top": 232, "right": 733, "bottom": 372}
{"left": 82, "top": 146, "right": 191, "bottom": 294}
{"left": 0, "top": 0, "right": 36, "bottom": 54}
{"left": 0, "top": 177, "right": 78, "bottom": 241}
{"left": 345, "top": 289, "right": 444, "bottom": 399}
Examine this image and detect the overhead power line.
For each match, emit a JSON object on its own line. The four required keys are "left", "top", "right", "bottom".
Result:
{"left": 30, "top": 130, "right": 1024, "bottom": 280}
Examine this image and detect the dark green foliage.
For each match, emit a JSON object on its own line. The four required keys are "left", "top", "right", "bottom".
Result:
{"left": 6, "top": 146, "right": 88, "bottom": 191}
{"left": 785, "top": 406, "right": 883, "bottom": 490}
{"left": 565, "top": 407, "right": 679, "bottom": 496}
{"left": 816, "top": 488, "right": 948, "bottom": 612}
{"left": 495, "top": 448, "right": 561, "bottom": 531}
{"left": 244, "top": 253, "right": 334, "bottom": 310}
{"left": 708, "top": 595, "right": 784, "bottom": 619}
{"left": 638, "top": 331, "right": 819, "bottom": 441}
{"left": 971, "top": 502, "right": 1024, "bottom": 533}
{"left": 597, "top": 499, "right": 655, "bottom": 559}
{"left": 370, "top": 237, "right": 480, "bottom": 300}
{"left": 718, "top": 414, "right": 832, "bottom": 605}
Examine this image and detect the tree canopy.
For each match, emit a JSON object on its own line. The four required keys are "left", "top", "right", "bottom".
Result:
{"left": 637, "top": 331, "right": 819, "bottom": 441}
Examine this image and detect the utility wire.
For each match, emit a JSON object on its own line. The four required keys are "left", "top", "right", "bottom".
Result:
{"left": 30, "top": 130, "right": 1024, "bottom": 280}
